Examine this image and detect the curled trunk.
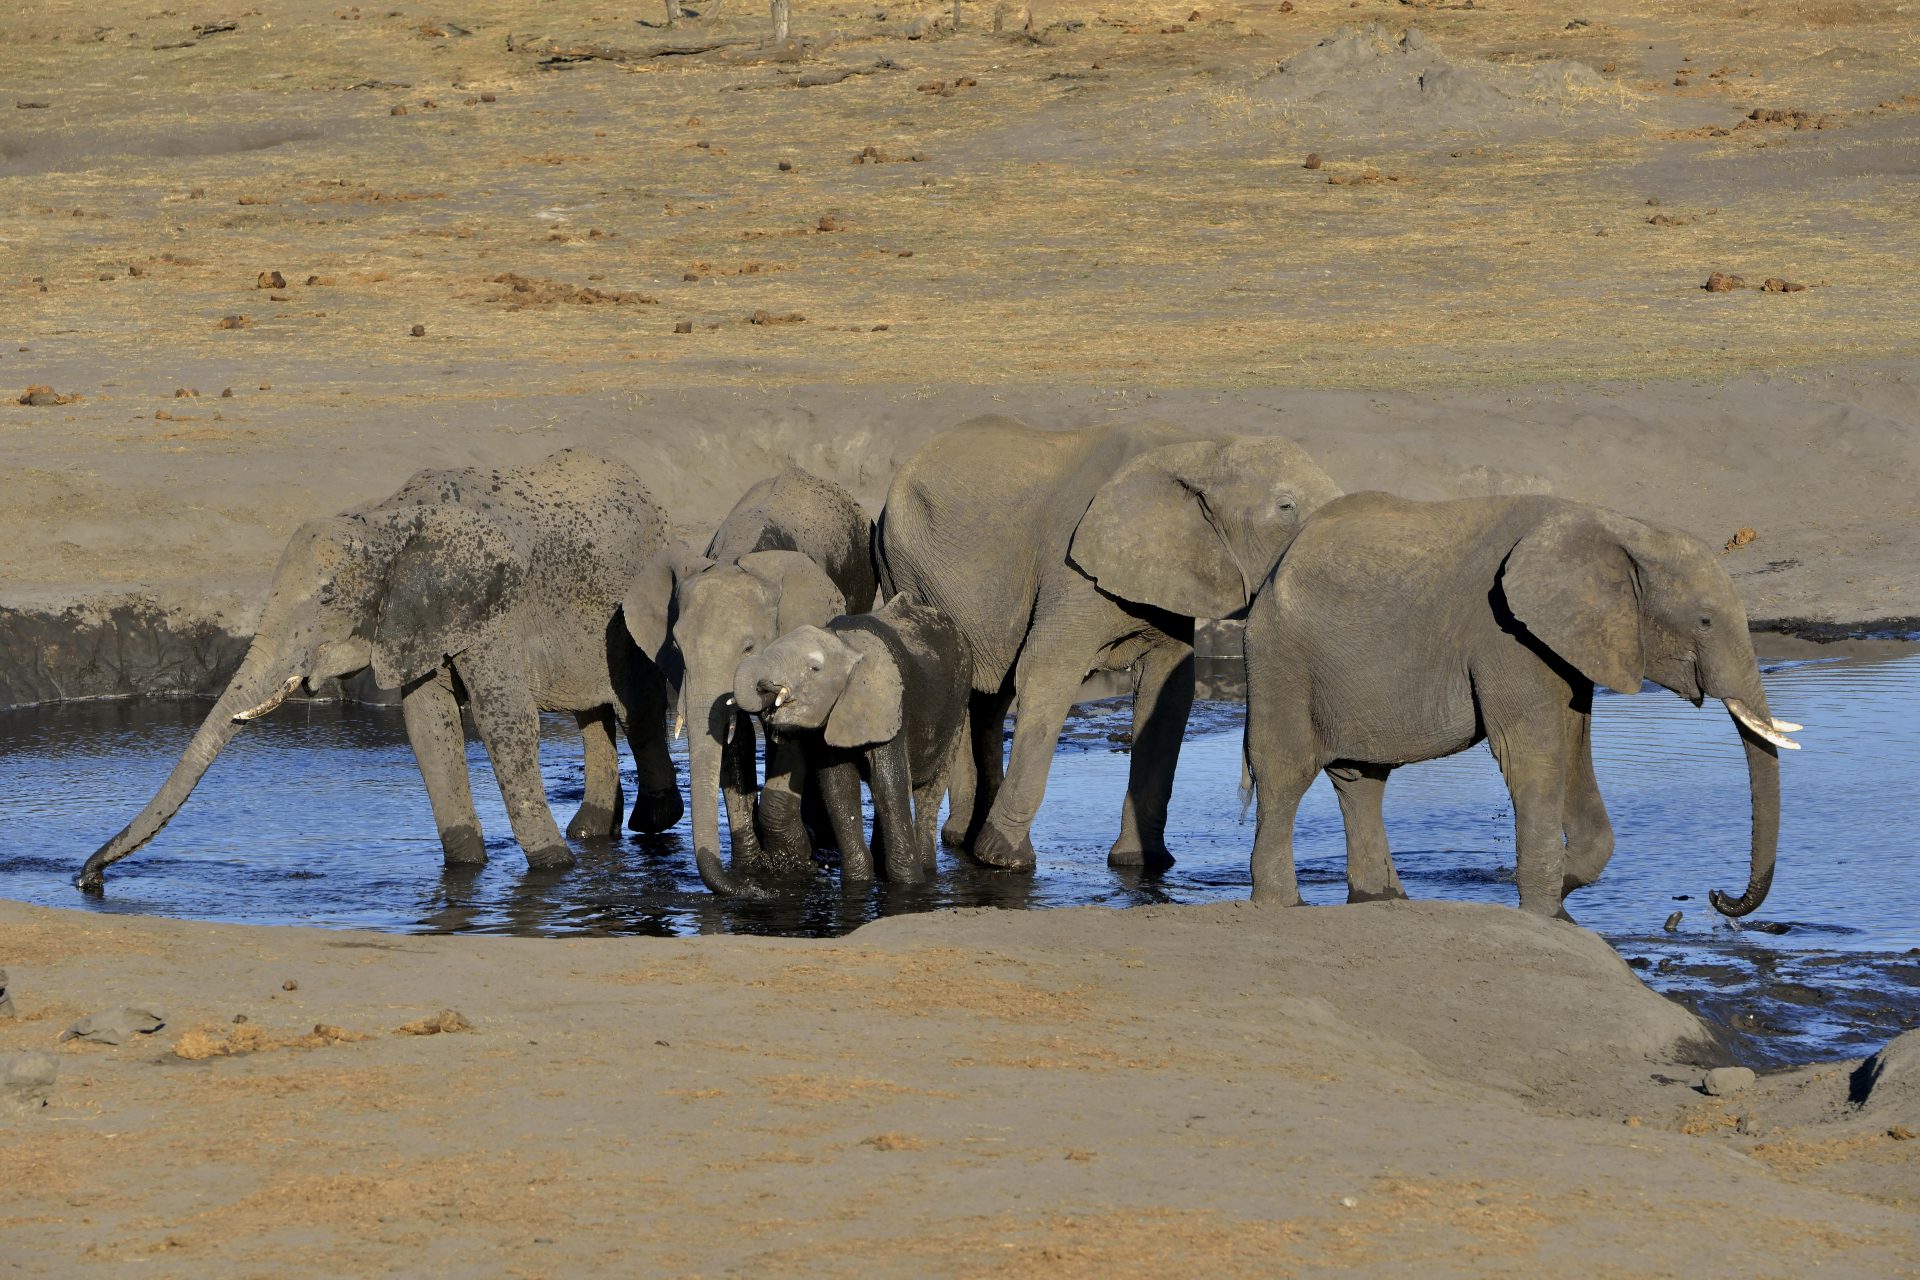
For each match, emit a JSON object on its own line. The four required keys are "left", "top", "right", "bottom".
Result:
{"left": 1709, "top": 674, "right": 1782, "bottom": 918}
{"left": 77, "top": 644, "right": 289, "bottom": 891}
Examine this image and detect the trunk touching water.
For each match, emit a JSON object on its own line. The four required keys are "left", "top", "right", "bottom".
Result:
{"left": 686, "top": 681, "right": 770, "bottom": 898}
{"left": 1709, "top": 668, "right": 1785, "bottom": 918}
{"left": 76, "top": 642, "right": 291, "bottom": 891}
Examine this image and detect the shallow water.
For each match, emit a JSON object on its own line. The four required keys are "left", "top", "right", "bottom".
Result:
{"left": 2, "top": 649, "right": 1917, "bottom": 1064}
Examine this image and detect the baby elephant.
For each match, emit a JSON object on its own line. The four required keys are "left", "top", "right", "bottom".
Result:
{"left": 733, "top": 597, "right": 971, "bottom": 888}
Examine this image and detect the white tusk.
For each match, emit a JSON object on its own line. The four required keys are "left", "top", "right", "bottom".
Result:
{"left": 723, "top": 695, "right": 735, "bottom": 707}
{"left": 1771, "top": 718, "right": 1803, "bottom": 733}
{"left": 671, "top": 711, "right": 685, "bottom": 740}
{"left": 232, "top": 675, "right": 303, "bottom": 723}
{"left": 725, "top": 716, "right": 737, "bottom": 745}
{"left": 773, "top": 686, "right": 790, "bottom": 708}
{"left": 1726, "top": 698, "right": 1800, "bottom": 751}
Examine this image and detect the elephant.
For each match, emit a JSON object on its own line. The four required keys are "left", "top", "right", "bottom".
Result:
{"left": 622, "top": 467, "right": 875, "bottom": 896}
{"left": 732, "top": 595, "right": 972, "bottom": 889}
{"left": 876, "top": 416, "right": 1341, "bottom": 873}
{"left": 1240, "top": 492, "right": 1798, "bottom": 918}
{"left": 77, "top": 450, "right": 684, "bottom": 891}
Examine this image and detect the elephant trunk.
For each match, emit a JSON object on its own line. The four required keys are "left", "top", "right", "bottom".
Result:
{"left": 1707, "top": 662, "right": 1785, "bottom": 919}
{"left": 685, "top": 677, "right": 770, "bottom": 899}
{"left": 77, "top": 641, "right": 293, "bottom": 891}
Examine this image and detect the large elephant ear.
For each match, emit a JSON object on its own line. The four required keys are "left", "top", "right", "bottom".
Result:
{"left": 1068, "top": 441, "right": 1250, "bottom": 620}
{"left": 624, "top": 542, "right": 708, "bottom": 664}
{"left": 1501, "top": 506, "right": 1646, "bottom": 696}
{"left": 371, "top": 506, "right": 526, "bottom": 689}
{"left": 824, "top": 631, "right": 904, "bottom": 749}
{"left": 737, "top": 550, "right": 847, "bottom": 633}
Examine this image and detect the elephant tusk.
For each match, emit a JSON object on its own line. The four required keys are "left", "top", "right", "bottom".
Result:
{"left": 671, "top": 710, "right": 684, "bottom": 740}
{"left": 724, "top": 695, "right": 735, "bottom": 707}
{"left": 726, "top": 715, "right": 737, "bottom": 745}
{"left": 1771, "top": 717, "right": 1803, "bottom": 733}
{"left": 1726, "top": 698, "right": 1800, "bottom": 751}
{"left": 773, "top": 686, "right": 790, "bottom": 709}
{"left": 232, "top": 675, "right": 303, "bottom": 723}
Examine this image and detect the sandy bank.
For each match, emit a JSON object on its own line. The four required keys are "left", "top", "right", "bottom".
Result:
{"left": 2, "top": 896, "right": 1915, "bottom": 1276}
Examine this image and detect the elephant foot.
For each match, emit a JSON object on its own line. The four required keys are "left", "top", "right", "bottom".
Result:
{"left": 439, "top": 825, "right": 488, "bottom": 867}
{"left": 523, "top": 844, "right": 576, "bottom": 872}
{"left": 1346, "top": 885, "right": 1407, "bottom": 905}
{"left": 566, "top": 805, "right": 620, "bottom": 841}
{"left": 1107, "top": 839, "right": 1174, "bottom": 873}
{"left": 627, "top": 786, "right": 685, "bottom": 835}
{"left": 940, "top": 818, "right": 971, "bottom": 849}
{"left": 1249, "top": 885, "right": 1305, "bottom": 907}
{"left": 970, "top": 823, "right": 1035, "bottom": 872}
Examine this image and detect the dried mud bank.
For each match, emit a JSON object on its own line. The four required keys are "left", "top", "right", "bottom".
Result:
{"left": 1, "top": 896, "right": 1916, "bottom": 1276}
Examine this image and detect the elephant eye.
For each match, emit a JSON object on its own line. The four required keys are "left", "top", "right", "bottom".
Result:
{"left": 1699, "top": 616, "right": 1713, "bottom": 629}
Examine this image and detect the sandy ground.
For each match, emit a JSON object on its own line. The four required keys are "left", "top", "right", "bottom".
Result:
{"left": 3, "top": 896, "right": 1917, "bottom": 1278}
{"left": 5, "top": 3, "right": 1920, "bottom": 1272}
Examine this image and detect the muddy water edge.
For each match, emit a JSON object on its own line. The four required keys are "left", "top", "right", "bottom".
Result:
{"left": 1, "top": 629, "right": 1916, "bottom": 1069}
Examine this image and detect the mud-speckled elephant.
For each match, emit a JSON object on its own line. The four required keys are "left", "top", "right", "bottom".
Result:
{"left": 622, "top": 467, "right": 874, "bottom": 896}
{"left": 877, "top": 417, "right": 1341, "bottom": 873}
{"left": 1242, "top": 492, "right": 1796, "bottom": 918}
{"left": 78, "top": 450, "right": 682, "bottom": 890}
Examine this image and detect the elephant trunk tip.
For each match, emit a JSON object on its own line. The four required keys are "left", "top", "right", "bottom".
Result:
{"left": 693, "top": 846, "right": 775, "bottom": 900}
{"left": 1709, "top": 866, "right": 1774, "bottom": 919}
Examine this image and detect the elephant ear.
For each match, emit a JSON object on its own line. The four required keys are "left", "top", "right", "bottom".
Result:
{"left": 737, "top": 550, "right": 847, "bottom": 633}
{"left": 371, "top": 505, "right": 526, "bottom": 689}
{"left": 1068, "top": 441, "right": 1250, "bottom": 620}
{"left": 624, "top": 542, "right": 708, "bottom": 664}
{"left": 1501, "top": 507, "right": 1646, "bottom": 696}
{"left": 824, "top": 630, "right": 904, "bottom": 750}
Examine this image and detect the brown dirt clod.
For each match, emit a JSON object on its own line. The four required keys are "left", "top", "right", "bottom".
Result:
{"left": 674, "top": 319, "right": 693, "bottom": 334}
{"left": 1703, "top": 273, "right": 1745, "bottom": 292}
{"left": 410, "top": 323, "right": 426, "bottom": 336}
{"left": 15, "top": 385, "right": 80, "bottom": 406}
{"left": 1725, "top": 527, "right": 1758, "bottom": 551}
{"left": 1304, "top": 152, "right": 1322, "bottom": 169}
{"left": 217, "top": 314, "right": 252, "bottom": 329}
{"left": 485, "top": 273, "right": 657, "bottom": 308}
{"left": 256, "top": 270, "right": 287, "bottom": 289}
{"left": 396, "top": 1009, "right": 473, "bottom": 1036}
{"left": 1762, "top": 277, "right": 1806, "bottom": 293}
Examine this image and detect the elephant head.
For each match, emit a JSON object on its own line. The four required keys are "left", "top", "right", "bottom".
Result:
{"left": 78, "top": 504, "right": 527, "bottom": 890}
{"left": 1500, "top": 505, "right": 1801, "bottom": 917}
{"left": 1068, "top": 434, "right": 1343, "bottom": 620}
{"left": 733, "top": 625, "right": 901, "bottom": 748}
{"left": 625, "top": 548, "right": 844, "bottom": 897}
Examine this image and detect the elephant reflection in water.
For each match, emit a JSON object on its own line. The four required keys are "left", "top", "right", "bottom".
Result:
{"left": 79, "top": 450, "right": 682, "bottom": 890}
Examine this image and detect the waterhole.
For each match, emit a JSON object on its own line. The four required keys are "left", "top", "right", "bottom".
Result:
{"left": 2, "top": 648, "right": 1916, "bottom": 1064}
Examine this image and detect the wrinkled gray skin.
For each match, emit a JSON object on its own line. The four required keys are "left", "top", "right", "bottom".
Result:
{"left": 78, "top": 451, "right": 683, "bottom": 890}
{"left": 877, "top": 416, "right": 1341, "bottom": 872}
{"left": 624, "top": 468, "right": 875, "bottom": 897}
{"left": 1243, "top": 492, "right": 1790, "bottom": 919}
{"left": 733, "top": 596, "right": 972, "bottom": 890}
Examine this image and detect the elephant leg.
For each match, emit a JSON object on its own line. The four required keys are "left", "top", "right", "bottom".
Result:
{"left": 868, "top": 742, "right": 920, "bottom": 884}
{"left": 1488, "top": 708, "right": 1575, "bottom": 917}
{"left": 567, "top": 707, "right": 624, "bottom": 840}
{"left": 457, "top": 651, "right": 574, "bottom": 870}
{"left": 755, "top": 734, "right": 814, "bottom": 876}
{"left": 620, "top": 660, "right": 684, "bottom": 835}
{"left": 945, "top": 683, "right": 1012, "bottom": 849}
{"left": 1245, "top": 657, "right": 1317, "bottom": 906}
{"left": 975, "top": 657, "right": 1085, "bottom": 872}
{"left": 400, "top": 668, "right": 488, "bottom": 865}
{"left": 1561, "top": 711, "right": 1614, "bottom": 900}
{"left": 1328, "top": 763, "right": 1404, "bottom": 903}
{"left": 815, "top": 756, "right": 873, "bottom": 883}
{"left": 1109, "top": 633, "right": 1194, "bottom": 871}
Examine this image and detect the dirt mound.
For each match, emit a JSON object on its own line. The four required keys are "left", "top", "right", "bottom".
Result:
{"left": 1250, "top": 24, "right": 1619, "bottom": 139}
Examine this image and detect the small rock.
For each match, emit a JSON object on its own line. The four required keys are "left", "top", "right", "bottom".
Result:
{"left": 778, "top": 159, "right": 794, "bottom": 172}
{"left": 410, "top": 323, "right": 426, "bottom": 337}
{"left": 220, "top": 387, "right": 234, "bottom": 398}
{"left": 282, "top": 979, "right": 298, "bottom": 991}
{"left": 60, "top": 1007, "right": 166, "bottom": 1046}
{"left": 1663, "top": 911, "right": 1683, "bottom": 933}
{"left": 396, "top": 1008, "right": 473, "bottom": 1036}
{"left": 256, "top": 270, "right": 286, "bottom": 289}
{"left": 16, "top": 385, "right": 79, "bottom": 406}
{"left": 817, "top": 215, "right": 840, "bottom": 232}
{"left": 1703, "top": 1066, "right": 1756, "bottom": 1096}
{"left": 128, "top": 264, "right": 146, "bottom": 277}
{"left": 0, "top": 1053, "right": 56, "bottom": 1116}
{"left": 232, "top": 1013, "right": 249, "bottom": 1023}
{"left": 673, "top": 320, "right": 693, "bottom": 334}
{"left": 217, "top": 314, "right": 251, "bottom": 329}
{"left": 1703, "top": 272, "right": 1745, "bottom": 292}
{"left": 1725, "top": 526, "right": 1758, "bottom": 550}
{"left": 1303, "top": 152, "right": 1322, "bottom": 169}
{"left": 390, "top": 104, "right": 409, "bottom": 116}
{"left": 1761, "top": 277, "right": 1806, "bottom": 293}
{"left": 481, "top": 92, "right": 497, "bottom": 102}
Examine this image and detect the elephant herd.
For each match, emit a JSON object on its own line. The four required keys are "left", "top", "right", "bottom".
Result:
{"left": 77, "top": 416, "right": 1795, "bottom": 922}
